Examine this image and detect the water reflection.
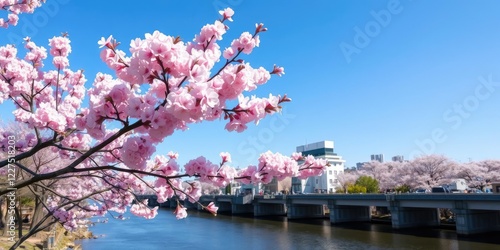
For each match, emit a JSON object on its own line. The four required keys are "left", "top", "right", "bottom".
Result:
{"left": 78, "top": 208, "right": 500, "bottom": 250}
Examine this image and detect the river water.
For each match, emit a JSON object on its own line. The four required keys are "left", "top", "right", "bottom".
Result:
{"left": 78, "top": 208, "right": 500, "bottom": 250}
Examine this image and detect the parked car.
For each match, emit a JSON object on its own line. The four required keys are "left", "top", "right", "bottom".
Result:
{"left": 468, "top": 188, "right": 484, "bottom": 193}
{"left": 431, "top": 186, "right": 451, "bottom": 193}
{"left": 413, "top": 188, "right": 429, "bottom": 194}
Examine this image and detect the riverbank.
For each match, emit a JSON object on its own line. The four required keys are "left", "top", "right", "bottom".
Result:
{"left": 0, "top": 225, "right": 93, "bottom": 250}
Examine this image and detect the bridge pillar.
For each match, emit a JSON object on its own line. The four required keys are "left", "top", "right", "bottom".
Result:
{"left": 389, "top": 202, "right": 439, "bottom": 229}
{"left": 146, "top": 198, "right": 160, "bottom": 207}
{"left": 197, "top": 203, "right": 203, "bottom": 211}
{"left": 254, "top": 203, "right": 287, "bottom": 216}
{"left": 231, "top": 204, "right": 254, "bottom": 214}
{"left": 328, "top": 204, "right": 371, "bottom": 223}
{"left": 455, "top": 209, "right": 500, "bottom": 235}
{"left": 184, "top": 200, "right": 197, "bottom": 209}
{"left": 168, "top": 199, "right": 177, "bottom": 208}
{"left": 287, "top": 203, "right": 326, "bottom": 219}
{"left": 215, "top": 201, "right": 233, "bottom": 213}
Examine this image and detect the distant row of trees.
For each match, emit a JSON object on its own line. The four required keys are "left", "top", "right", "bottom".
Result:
{"left": 337, "top": 155, "right": 500, "bottom": 193}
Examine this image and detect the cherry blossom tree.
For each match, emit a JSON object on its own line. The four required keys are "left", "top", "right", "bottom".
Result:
{"left": 0, "top": 6, "right": 329, "bottom": 249}
{"left": 382, "top": 161, "right": 408, "bottom": 191}
{"left": 455, "top": 160, "right": 500, "bottom": 189}
{"left": 335, "top": 171, "right": 357, "bottom": 193}
{"left": 351, "top": 157, "right": 462, "bottom": 192}
{"left": 356, "top": 161, "right": 402, "bottom": 192}
{"left": 404, "top": 155, "right": 457, "bottom": 188}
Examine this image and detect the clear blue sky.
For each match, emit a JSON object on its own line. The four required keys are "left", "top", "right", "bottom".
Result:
{"left": 2, "top": 0, "right": 500, "bottom": 168}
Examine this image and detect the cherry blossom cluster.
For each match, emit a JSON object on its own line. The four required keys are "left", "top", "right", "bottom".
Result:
{"left": 0, "top": 129, "right": 36, "bottom": 152}
{"left": 294, "top": 153, "right": 330, "bottom": 179}
{"left": 130, "top": 199, "right": 158, "bottom": 219}
{"left": 0, "top": 0, "right": 44, "bottom": 28}
{"left": 48, "top": 197, "right": 97, "bottom": 231}
{"left": 173, "top": 203, "right": 188, "bottom": 219}
{"left": 120, "top": 136, "right": 155, "bottom": 171}
{"left": 105, "top": 150, "right": 328, "bottom": 220}
{"left": 49, "top": 36, "right": 72, "bottom": 69}
{"left": 86, "top": 8, "right": 286, "bottom": 143}
{"left": 237, "top": 151, "right": 329, "bottom": 185}
{"left": 0, "top": 35, "right": 86, "bottom": 137}
{"left": 222, "top": 23, "right": 263, "bottom": 59}
{"left": 51, "top": 208, "right": 78, "bottom": 231}
{"left": 153, "top": 176, "right": 184, "bottom": 202}
{"left": 173, "top": 201, "right": 217, "bottom": 220}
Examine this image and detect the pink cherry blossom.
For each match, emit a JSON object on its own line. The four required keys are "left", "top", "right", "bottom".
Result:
{"left": 271, "top": 64, "right": 285, "bottom": 76}
{"left": 0, "top": 1, "right": 43, "bottom": 29}
{"left": 174, "top": 204, "right": 188, "bottom": 219}
{"left": 186, "top": 181, "right": 202, "bottom": 202}
{"left": 120, "top": 136, "right": 155, "bottom": 171}
{"left": 130, "top": 200, "right": 158, "bottom": 219}
{"left": 49, "top": 36, "right": 72, "bottom": 57}
{"left": 168, "top": 151, "right": 179, "bottom": 159}
{"left": 98, "top": 35, "right": 113, "bottom": 48}
{"left": 205, "top": 202, "right": 219, "bottom": 216}
{"left": 220, "top": 152, "right": 231, "bottom": 163}
{"left": 231, "top": 32, "right": 258, "bottom": 54}
{"left": 219, "top": 8, "right": 234, "bottom": 22}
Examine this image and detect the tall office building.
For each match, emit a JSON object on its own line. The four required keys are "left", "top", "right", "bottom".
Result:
{"left": 371, "top": 154, "right": 384, "bottom": 163}
{"left": 391, "top": 155, "right": 404, "bottom": 162}
{"left": 292, "top": 141, "right": 345, "bottom": 194}
{"left": 356, "top": 162, "right": 366, "bottom": 170}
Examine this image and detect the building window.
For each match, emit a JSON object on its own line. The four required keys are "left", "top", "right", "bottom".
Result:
{"left": 316, "top": 179, "right": 319, "bottom": 184}
{"left": 329, "top": 179, "right": 333, "bottom": 184}
{"left": 334, "top": 170, "right": 337, "bottom": 176}
{"left": 328, "top": 170, "right": 332, "bottom": 175}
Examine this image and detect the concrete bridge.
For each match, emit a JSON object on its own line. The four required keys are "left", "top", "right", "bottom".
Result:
{"left": 136, "top": 193, "right": 500, "bottom": 235}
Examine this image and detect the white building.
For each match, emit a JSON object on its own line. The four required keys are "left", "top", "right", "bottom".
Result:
{"left": 292, "top": 141, "right": 345, "bottom": 194}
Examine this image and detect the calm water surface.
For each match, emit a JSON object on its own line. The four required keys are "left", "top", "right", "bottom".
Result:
{"left": 78, "top": 208, "right": 500, "bottom": 250}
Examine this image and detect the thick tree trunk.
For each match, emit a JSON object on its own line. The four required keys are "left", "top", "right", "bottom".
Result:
{"left": 15, "top": 206, "right": 22, "bottom": 238}
{"left": 0, "top": 197, "right": 8, "bottom": 236}
{"left": 30, "top": 193, "right": 46, "bottom": 237}
{"left": 30, "top": 201, "right": 43, "bottom": 230}
{"left": 11, "top": 213, "right": 55, "bottom": 250}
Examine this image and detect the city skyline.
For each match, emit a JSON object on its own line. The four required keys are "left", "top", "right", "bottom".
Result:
{"left": 1, "top": 1, "right": 500, "bottom": 168}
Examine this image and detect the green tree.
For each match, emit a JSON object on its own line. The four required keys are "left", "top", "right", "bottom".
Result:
{"left": 347, "top": 184, "right": 367, "bottom": 194}
{"left": 355, "top": 176, "right": 379, "bottom": 193}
